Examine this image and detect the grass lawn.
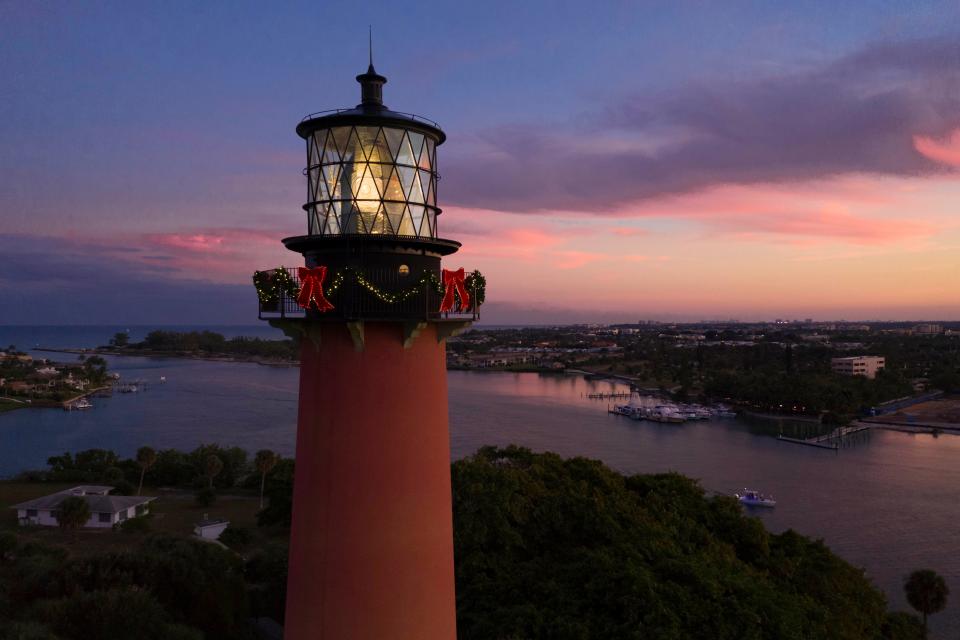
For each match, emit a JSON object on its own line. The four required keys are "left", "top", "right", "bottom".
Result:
{"left": 0, "top": 482, "right": 274, "bottom": 555}
{"left": 0, "top": 400, "right": 26, "bottom": 414}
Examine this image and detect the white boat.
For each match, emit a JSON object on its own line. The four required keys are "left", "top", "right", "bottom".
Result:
{"left": 65, "top": 398, "right": 93, "bottom": 411}
{"left": 735, "top": 489, "right": 776, "bottom": 508}
{"left": 648, "top": 405, "right": 685, "bottom": 423}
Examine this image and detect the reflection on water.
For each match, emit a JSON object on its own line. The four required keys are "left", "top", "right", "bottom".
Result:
{"left": 0, "top": 351, "right": 957, "bottom": 636}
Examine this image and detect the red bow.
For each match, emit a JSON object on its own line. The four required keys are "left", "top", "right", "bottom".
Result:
{"left": 439, "top": 268, "right": 470, "bottom": 313}
{"left": 297, "top": 266, "right": 334, "bottom": 312}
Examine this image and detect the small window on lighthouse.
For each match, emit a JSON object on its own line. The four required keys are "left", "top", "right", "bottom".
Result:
{"left": 398, "top": 264, "right": 410, "bottom": 276}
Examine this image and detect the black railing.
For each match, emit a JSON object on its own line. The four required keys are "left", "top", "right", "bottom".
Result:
{"left": 299, "top": 108, "right": 442, "bottom": 129}
{"left": 256, "top": 267, "right": 478, "bottom": 322}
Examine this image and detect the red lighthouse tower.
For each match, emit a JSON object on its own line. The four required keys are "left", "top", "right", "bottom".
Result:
{"left": 255, "top": 61, "right": 478, "bottom": 639}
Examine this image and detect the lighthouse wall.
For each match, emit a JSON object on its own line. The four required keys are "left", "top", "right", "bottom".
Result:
{"left": 284, "top": 321, "right": 457, "bottom": 639}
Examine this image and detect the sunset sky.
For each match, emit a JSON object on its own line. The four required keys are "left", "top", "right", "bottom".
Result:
{"left": 2, "top": 1, "right": 959, "bottom": 324}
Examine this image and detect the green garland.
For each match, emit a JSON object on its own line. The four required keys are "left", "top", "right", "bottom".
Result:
{"left": 465, "top": 270, "right": 486, "bottom": 307}
{"left": 253, "top": 268, "right": 299, "bottom": 305}
{"left": 253, "top": 267, "right": 484, "bottom": 308}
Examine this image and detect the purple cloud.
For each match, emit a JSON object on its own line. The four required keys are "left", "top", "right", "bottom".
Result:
{"left": 0, "top": 235, "right": 253, "bottom": 324}
{"left": 441, "top": 35, "right": 960, "bottom": 213}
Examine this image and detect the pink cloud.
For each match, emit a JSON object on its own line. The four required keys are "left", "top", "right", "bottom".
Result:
{"left": 709, "top": 207, "right": 934, "bottom": 245}
{"left": 145, "top": 228, "right": 281, "bottom": 253}
{"left": 614, "top": 180, "right": 945, "bottom": 245}
{"left": 611, "top": 227, "right": 649, "bottom": 237}
{"left": 914, "top": 129, "right": 960, "bottom": 168}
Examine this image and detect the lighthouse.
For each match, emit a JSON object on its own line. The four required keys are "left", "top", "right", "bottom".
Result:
{"left": 254, "top": 58, "right": 479, "bottom": 639}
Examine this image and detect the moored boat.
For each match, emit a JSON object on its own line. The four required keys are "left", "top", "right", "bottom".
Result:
{"left": 735, "top": 488, "right": 776, "bottom": 508}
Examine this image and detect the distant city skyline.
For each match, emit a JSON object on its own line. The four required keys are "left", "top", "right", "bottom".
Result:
{"left": 2, "top": 2, "right": 959, "bottom": 324}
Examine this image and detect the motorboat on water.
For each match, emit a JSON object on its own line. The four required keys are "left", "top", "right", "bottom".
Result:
{"left": 64, "top": 398, "right": 93, "bottom": 411}
{"left": 735, "top": 489, "right": 776, "bottom": 508}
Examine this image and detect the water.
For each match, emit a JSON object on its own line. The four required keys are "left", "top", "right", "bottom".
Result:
{"left": 2, "top": 326, "right": 958, "bottom": 636}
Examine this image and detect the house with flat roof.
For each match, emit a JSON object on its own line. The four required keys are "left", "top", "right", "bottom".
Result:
{"left": 831, "top": 355, "right": 885, "bottom": 380}
{"left": 11, "top": 485, "right": 156, "bottom": 528}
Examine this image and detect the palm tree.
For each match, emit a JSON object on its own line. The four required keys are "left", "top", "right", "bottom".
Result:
{"left": 904, "top": 568, "right": 949, "bottom": 639}
{"left": 135, "top": 446, "right": 157, "bottom": 496}
{"left": 55, "top": 496, "right": 91, "bottom": 533}
{"left": 254, "top": 450, "right": 279, "bottom": 510}
{"left": 205, "top": 454, "right": 223, "bottom": 489}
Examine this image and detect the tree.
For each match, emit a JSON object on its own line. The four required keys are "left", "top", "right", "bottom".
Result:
{"left": 254, "top": 450, "right": 278, "bottom": 510}
{"left": 108, "top": 332, "right": 129, "bottom": 348}
{"left": 136, "top": 446, "right": 157, "bottom": 496}
{"left": 904, "top": 569, "right": 949, "bottom": 639}
{"left": 82, "top": 356, "right": 109, "bottom": 385}
{"left": 204, "top": 454, "right": 223, "bottom": 489}
{"left": 55, "top": 496, "right": 91, "bottom": 532}
{"left": 257, "top": 458, "right": 294, "bottom": 528}
{"left": 195, "top": 487, "right": 216, "bottom": 507}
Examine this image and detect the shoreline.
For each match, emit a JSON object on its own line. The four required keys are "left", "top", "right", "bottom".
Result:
{"left": 33, "top": 347, "right": 298, "bottom": 368}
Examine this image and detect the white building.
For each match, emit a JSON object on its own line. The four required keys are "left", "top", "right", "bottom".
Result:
{"left": 11, "top": 485, "right": 155, "bottom": 528}
{"left": 831, "top": 356, "right": 885, "bottom": 379}
{"left": 913, "top": 323, "right": 943, "bottom": 335}
{"left": 194, "top": 517, "right": 230, "bottom": 540}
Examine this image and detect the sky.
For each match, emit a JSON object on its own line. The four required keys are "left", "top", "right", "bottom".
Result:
{"left": 1, "top": 1, "right": 959, "bottom": 324}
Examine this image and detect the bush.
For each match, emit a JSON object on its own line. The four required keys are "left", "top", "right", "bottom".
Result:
{"left": 118, "top": 516, "right": 151, "bottom": 534}
{"left": 218, "top": 526, "right": 253, "bottom": 550}
{"left": 194, "top": 487, "right": 216, "bottom": 507}
{"left": 37, "top": 588, "right": 202, "bottom": 640}
{"left": 0, "top": 622, "right": 59, "bottom": 640}
{"left": 245, "top": 543, "right": 288, "bottom": 623}
{"left": 881, "top": 611, "right": 923, "bottom": 639}
{"left": 0, "top": 530, "right": 19, "bottom": 561}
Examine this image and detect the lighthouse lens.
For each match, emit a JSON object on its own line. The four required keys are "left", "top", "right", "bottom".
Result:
{"left": 306, "top": 125, "right": 439, "bottom": 238}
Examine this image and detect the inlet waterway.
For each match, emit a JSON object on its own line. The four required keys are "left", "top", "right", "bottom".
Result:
{"left": 1, "top": 326, "right": 958, "bottom": 636}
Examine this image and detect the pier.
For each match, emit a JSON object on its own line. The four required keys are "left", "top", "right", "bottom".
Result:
{"left": 585, "top": 392, "right": 632, "bottom": 399}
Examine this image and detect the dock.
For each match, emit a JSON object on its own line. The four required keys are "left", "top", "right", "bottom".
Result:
{"left": 585, "top": 392, "right": 632, "bottom": 399}
{"left": 777, "top": 424, "right": 872, "bottom": 450}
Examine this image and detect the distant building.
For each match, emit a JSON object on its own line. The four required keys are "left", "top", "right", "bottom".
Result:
{"left": 831, "top": 356, "right": 885, "bottom": 379}
{"left": 11, "top": 485, "right": 155, "bottom": 528}
{"left": 912, "top": 323, "right": 943, "bottom": 335}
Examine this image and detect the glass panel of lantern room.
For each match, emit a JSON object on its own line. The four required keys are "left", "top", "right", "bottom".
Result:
{"left": 384, "top": 127, "right": 404, "bottom": 161}
{"left": 382, "top": 166, "right": 404, "bottom": 203}
{"left": 397, "top": 205, "right": 416, "bottom": 236}
{"left": 385, "top": 201, "right": 406, "bottom": 234}
{"left": 418, "top": 138, "right": 432, "bottom": 170}
{"left": 407, "top": 131, "right": 425, "bottom": 165}
{"left": 330, "top": 127, "right": 352, "bottom": 161}
{"left": 396, "top": 133, "right": 416, "bottom": 166}
{"left": 322, "top": 130, "right": 340, "bottom": 164}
